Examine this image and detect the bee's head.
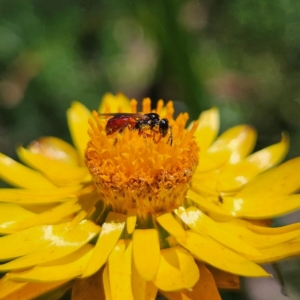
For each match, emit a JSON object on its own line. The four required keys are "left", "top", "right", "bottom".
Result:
{"left": 159, "top": 118, "right": 169, "bottom": 137}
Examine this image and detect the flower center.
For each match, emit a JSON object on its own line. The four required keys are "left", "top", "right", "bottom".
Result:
{"left": 85, "top": 99, "right": 199, "bottom": 217}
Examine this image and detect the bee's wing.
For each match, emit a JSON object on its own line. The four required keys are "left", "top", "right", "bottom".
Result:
{"left": 98, "top": 113, "right": 146, "bottom": 119}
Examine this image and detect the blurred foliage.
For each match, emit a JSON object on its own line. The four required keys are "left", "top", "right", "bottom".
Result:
{"left": 1, "top": 0, "right": 300, "bottom": 156}
{"left": 1, "top": 0, "right": 300, "bottom": 298}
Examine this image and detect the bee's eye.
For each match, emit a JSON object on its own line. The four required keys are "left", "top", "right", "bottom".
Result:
{"left": 145, "top": 113, "right": 159, "bottom": 120}
{"left": 159, "top": 119, "right": 169, "bottom": 136}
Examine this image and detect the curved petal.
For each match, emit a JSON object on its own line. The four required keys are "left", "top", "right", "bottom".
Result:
{"left": 0, "top": 279, "right": 69, "bottom": 300}
{"left": 189, "top": 107, "right": 220, "bottom": 151}
{"left": 161, "top": 263, "right": 221, "bottom": 300}
{"left": 0, "top": 222, "right": 70, "bottom": 261}
{"left": 156, "top": 212, "right": 187, "bottom": 238}
{"left": 236, "top": 157, "right": 300, "bottom": 197}
{"left": 10, "top": 199, "right": 82, "bottom": 230}
{"left": 187, "top": 190, "right": 232, "bottom": 218}
{"left": 209, "top": 125, "right": 257, "bottom": 164}
{"left": 222, "top": 194, "right": 300, "bottom": 218}
{"left": 0, "top": 153, "right": 56, "bottom": 189}
{"left": 216, "top": 133, "right": 289, "bottom": 192}
{"left": 217, "top": 221, "right": 300, "bottom": 249}
{"left": 67, "top": 101, "right": 91, "bottom": 158}
{"left": 175, "top": 206, "right": 260, "bottom": 256}
{"left": 195, "top": 148, "right": 231, "bottom": 173}
{"left": 245, "top": 240, "right": 300, "bottom": 263}
{"left": 0, "top": 275, "right": 26, "bottom": 299}
{"left": 0, "top": 204, "right": 36, "bottom": 234}
{"left": 231, "top": 219, "right": 300, "bottom": 235}
{"left": 153, "top": 246, "right": 199, "bottom": 291}
{"left": 108, "top": 240, "right": 133, "bottom": 300}
{"left": 72, "top": 269, "right": 105, "bottom": 300}
{"left": 17, "top": 147, "right": 89, "bottom": 186}
{"left": 131, "top": 260, "right": 158, "bottom": 300}
{"left": 27, "top": 137, "right": 81, "bottom": 166}
{"left": 82, "top": 212, "right": 126, "bottom": 278}
{"left": 7, "top": 244, "right": 93, "bottom": 282}
{"left": 176, "top": 230, "right": 269, "bottom": 277}
{"left": 0, "top": 220, "right": 100, "bottom": 271}
{"left": 0, "top": 186, "right": 81, "bottom": 204}
{"left": 132, "top": 229, "right": 160, "bottom": 281}
{"left": 126, "top": 209, "right": 137, "bottom": 235}
{"left": 103, "top": 264, "right": 112, "bottom": 300}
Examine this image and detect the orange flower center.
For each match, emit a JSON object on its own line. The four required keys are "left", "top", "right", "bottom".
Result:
{"left": 85, "top": 99, "right": 199, "bottom": 217}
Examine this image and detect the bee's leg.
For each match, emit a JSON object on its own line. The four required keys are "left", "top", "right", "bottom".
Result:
{"left": 167, "top": 126, "right": 173, "bottom": 146}
{"left": 152, "top": 131, "right": 162, "bottom": 144}
{"left": 137, "top": 130, "right": 149, "bottom": 145}
{"left": 118, "top": 123, "right": 129, "bottom": 134}
{"left": 113, "top": 123, "right": 130, "bottom": 146}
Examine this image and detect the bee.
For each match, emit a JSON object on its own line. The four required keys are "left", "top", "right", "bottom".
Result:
{"left": 99, "top": 112, "right": 173, "bottom": 146}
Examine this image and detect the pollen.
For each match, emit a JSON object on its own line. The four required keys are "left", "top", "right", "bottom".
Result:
{"left": 85, "top": 99, "right": 199, "bottom": 217}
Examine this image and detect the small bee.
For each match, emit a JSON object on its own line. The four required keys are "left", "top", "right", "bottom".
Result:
{"left": 99, "top": 112, "right": 173, "bottom": 145}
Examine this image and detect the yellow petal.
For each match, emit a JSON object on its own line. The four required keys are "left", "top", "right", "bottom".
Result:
{"left": 0, "top": 186, "right": 81, "bottom": 204}
{"left": 195, "top": 148, "right": 231, "bottom": 173}
{"left": 126, "top": 209, "right": 137, "bottom": 235}
{"left": 108, "top": 240, "right": 133, "bottom": 300}
{"left": 72, "top": 269, "right": 105, "bottom": 300}
{"left": 209, "top": 125, "right": 257, "bottom": 164}
{"left": 156, "top": 212, "right": 187, "bottom": 238}
{"left": 103, "top": 264, "right": 112, "bottom": 300}
{"left": 236, "top": 157, "right": 300, "bottom": 197}
{"left": 217, "top": 221, "right": 300, "bottom": 249}
{"left": 67, "top": 101, "right": 91, "bottom": 158}
{"left": 175, "top": 206, "right": 260, "bottom": 256}
{"left": 27, "top": 137, "right": 81, "bottom": 166}
{"left": 17, "top": 146, "right": 89, "bottom": 186}
{"left": 189, "top": 107, "right": 220, "bottom": 151}
{"left": 98, "top": 93, "right": 131, "bottom": 113}
{"left": 0, "top": 280, "right": 69, "bottom": 300}
{"left": 216, "top": 133, "right": 289, "bottom": 192}
{"left": 232, "top": 219, "right": 300, "bottom": 235}
{"left": 7, "top": 244, "right": 93, "bottom": 282}
{"left": 10, "top": 199, "right": 82, "bottom": 230}
{"left": 82, "top": 212, "right": 126, "bottom": 278}
{"left": 0, "top": 222, "right": 70, "bottom": 261}
{"left": 131, "top": 260, "right": 158, "bottom": 300}
{"left": 245, "top": 240, "right": 300, "bottom": 263}
{"left": 132, "top": 228, "right": 160, "bottom": 281}
{"left": 176, "top": 230, "right": 269, "bottom": 277}
{"left": 222, "top": 194, "right": 300, "bottom": 218}
{"left": 0, "top": 204, "right": 36, "bottom": 234}
{"left": 0, "top": 220, "right": 100, "bottom": 271}
{"left": 0, "top": 275, "right": 26, "bottom": 299}
{"left": 153, "top": 246, "right": 199, "bottom": 291}
{"left": 0, "top": 152, "right": 56, "bottom": 189}
{"left": 161, "top": 263, "right": 222, "bottom": 300}
{"left": 187, "top": 190, "right": 232, "bottom": 218}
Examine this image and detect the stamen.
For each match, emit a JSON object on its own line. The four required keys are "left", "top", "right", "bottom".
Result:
{"left": 105, "top": 103, "right": 111, "bottom": 113}
{"left": 131, "top": 99, "right": 138, "bottom": 113}
{"left": 156, "top": 100, "right": 164, "bottom": 115}
{"left": 189, "top": 120, "right": 199, "bottom": 136}
{"left": 166, "top": 101, "right": 174, "bottom": 120}
{"left": 142, "top": 98, "right": 151, "bottom": 113}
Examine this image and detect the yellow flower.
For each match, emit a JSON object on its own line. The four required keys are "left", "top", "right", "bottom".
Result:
{"left": 1, "top": 93, "right": 300, "bottom": 300}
